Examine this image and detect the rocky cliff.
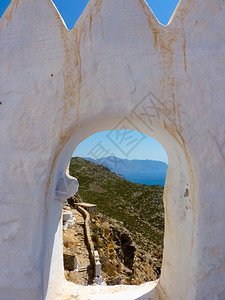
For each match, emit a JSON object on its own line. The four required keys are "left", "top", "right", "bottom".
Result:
{"left": 63, "top": 203, "right": 162, "bottom": 286}
{"left": 90, "top": 213, "right": 162, "bottom": 285}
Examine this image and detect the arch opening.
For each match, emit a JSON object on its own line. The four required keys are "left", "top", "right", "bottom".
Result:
{"left": 45, "top": 115, "right": 194, "bottom": 299}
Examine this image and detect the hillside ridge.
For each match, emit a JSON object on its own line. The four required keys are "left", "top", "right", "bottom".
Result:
{"left": 82, "top": 156, "right": 168, "bottom": 173}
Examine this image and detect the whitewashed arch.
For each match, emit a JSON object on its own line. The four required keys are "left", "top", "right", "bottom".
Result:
{"left": 0, "top": 0, "right": 225, "bottom": 299}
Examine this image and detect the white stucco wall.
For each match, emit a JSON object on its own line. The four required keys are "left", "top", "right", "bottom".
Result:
{"left": 0, "top": 0, "right": 225, "bottom": 299}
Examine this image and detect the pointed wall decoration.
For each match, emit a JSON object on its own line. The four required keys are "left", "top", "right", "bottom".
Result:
{"left": 0, "top": 0, "right": 179, "bottom": 27}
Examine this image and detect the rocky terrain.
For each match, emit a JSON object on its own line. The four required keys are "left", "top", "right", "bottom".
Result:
{"left": 63, "top": 202, "right": 162, "bottom": 286}
{"left": 64, "top": 157, "right": 165, "bottom": 286}
{"left": 90, "top": 212, "right": 161, "bottom": 285}
{"left": 69, "top": 157, "right": 164, "bottom": 254}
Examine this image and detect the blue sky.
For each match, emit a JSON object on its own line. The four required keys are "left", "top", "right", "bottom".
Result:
{"left": 74, "top": 130, "right": 168, "bottom": 163}
{"left": 0, "top": 0, "right": 179, "bottom": 163}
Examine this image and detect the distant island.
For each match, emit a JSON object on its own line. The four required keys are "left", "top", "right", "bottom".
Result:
{"left": 83, "top": 156, "right": 168, "bottom": 186}
{"left": 83, "top": 156, "right": 168, "bottom": 172}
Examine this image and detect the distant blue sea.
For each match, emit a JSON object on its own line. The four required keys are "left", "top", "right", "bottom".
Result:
{"left": 122, "top": 170, "right": 167, "bottom": 186}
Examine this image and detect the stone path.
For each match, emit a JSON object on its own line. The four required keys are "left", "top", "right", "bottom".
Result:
{"left": 63, "top": 208, "right": 93, "bottom": 286}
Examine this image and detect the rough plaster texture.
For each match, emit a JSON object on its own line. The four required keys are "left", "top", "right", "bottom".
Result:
{"left": 0, "top": 0, "right": 225, "bottom": 299}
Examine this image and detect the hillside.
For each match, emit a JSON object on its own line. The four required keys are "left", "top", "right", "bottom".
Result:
{"left": 69, "top": 157, "right": 164, "bottom": 254}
